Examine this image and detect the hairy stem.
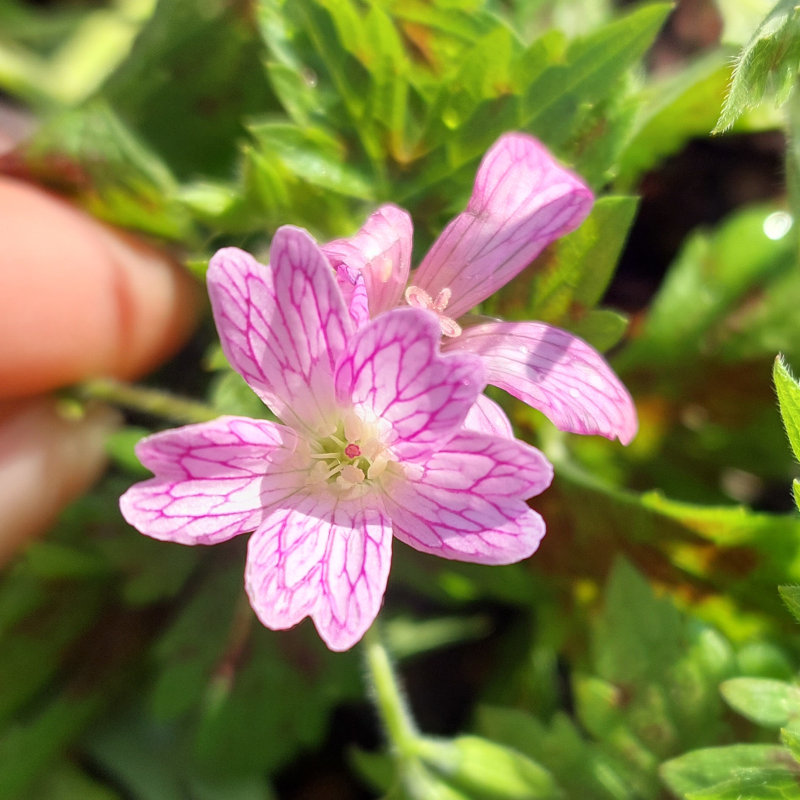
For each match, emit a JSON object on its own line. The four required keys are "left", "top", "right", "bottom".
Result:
{"left": 362, "top": 624, "right": 419, "bottom": 758}
{"left": 75, "top": 378, "right": 218, "bottom": 424}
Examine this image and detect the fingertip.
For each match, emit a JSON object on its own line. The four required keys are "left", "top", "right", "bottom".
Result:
{"left": 0, "top": 177, "right": 202, "bottom": 399}
{"left": 0, "top": 398, "right": 121, "bottom": 565}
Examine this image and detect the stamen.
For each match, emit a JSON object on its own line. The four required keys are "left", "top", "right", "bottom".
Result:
{"left": 367, "top": 452, "right": 390, "bottom": 479}
{"left": 439, "top": 317, "right": 462, "bottom": 337}
{"left": 404, "top": 284, "right": 462, "bottom": 338}
{"left": 432, "top": 287, "right": 452, "bottom": 313}
{"left": 405, "top": 285, "right": 433, "bottom": 309}
{"left": 340, "top": 464, "right": 365, "bottom": 484}
{"left": 343, "top": 411, "right": 364, "bottom": 442}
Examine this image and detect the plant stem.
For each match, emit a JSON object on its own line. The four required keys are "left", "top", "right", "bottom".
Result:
{"left": 362, "top": 624, "right": 419, "bottom": 758}
{"left": 75, "top": 378, "right": 218, "bottom": 424}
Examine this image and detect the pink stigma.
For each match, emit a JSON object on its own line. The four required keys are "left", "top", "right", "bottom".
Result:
{"left": 344, "top": 443, "right": 361, "bottom": 459}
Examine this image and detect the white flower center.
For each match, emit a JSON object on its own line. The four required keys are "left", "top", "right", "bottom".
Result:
{"left": 404, "top": 285, "right": 462, "bottom": 337}
{"left": 306, "top": 411, "right": 395, "bottom": 496}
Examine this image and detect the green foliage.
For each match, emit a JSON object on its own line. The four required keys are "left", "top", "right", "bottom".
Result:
{"left": 661, "top": 746, "right": 800, "bottom": 799}
{"left": 775, "top": 356, "right": 800, "bottom": 510}
{"left": 780, "top": 586, "right": 800, "bottom": 625}
{"left": 716, "top": 0, "right": 800, "bottom": 131}
{"left": 721, "top": 677, "right": 800, "bottom": 727}
{"left": 411, "top": 735, "right": 563, "bottom": 799}
{"left": 5, "top": 0, "right": 800, "bottom": 797}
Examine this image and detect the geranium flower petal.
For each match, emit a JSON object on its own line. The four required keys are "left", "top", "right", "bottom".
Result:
{"left": 245, "top": 494, "right": 392, "bottom": 651}
{"left": 384, "top": 431, "right": 553, "bottom": 564}
{"left": 413, "top": 133, "right": 593, "bottom": 318}
{"left": 120, "top": 417, "right": 304, "bottom": 545}
{"left": 335, "top": 307, "right": 486, "bottom": 459}
{"left": 208, "top": 227, "right": 351, "bottom": 434}
{"left": 322, "top": 204, "right": 412, "bottom": 316}
{"left": 335, "top": 264, "right": 370, "bottom": 329}
{"left": 464, "top": 393, "right": 514, "bottom": 438}
{"left": 453, "top": 321, "right": 638, "bottom": 444}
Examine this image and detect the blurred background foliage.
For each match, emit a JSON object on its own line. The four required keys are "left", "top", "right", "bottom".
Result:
{"left": 4, "top": 0, "right": 800, "bottom": 797}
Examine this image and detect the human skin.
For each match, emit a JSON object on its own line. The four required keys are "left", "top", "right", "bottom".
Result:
{"left": 0, "top": 173, "right": 200, "bottom": 564}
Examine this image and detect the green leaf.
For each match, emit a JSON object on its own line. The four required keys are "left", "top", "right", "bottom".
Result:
{"left": 383, "top": 615, "right": 490, "bottom": 659}
{"left": 522, "top": 3, "right": 672, "bottom": 160}
{"left": 618, "top": 51, "right": 738, "bottom": 187}
{"left": 721, "top": 678, "right": 800, "bottom": 727}
{"left": 779, "top": 585, "right": 800, "bottom": 624}
{"left": 105, "top": 427, "right": 151, "bottom": 477}
{"left": 661, "top": 745, "right": 798, "bottom": 797}
{"left": 348, "top": 747, "right": 396, "bottom": 795}
{"left": 618, "top": 204, "right": 795, "bottom": 371}
{"left": 568, "top": 309, "right": 630, "bottom": 352}
{"left": 192, "top": 631, "right": 361, "bottom": 777}
{"left": 781, "top": 727, "right": 800, "bottom": 763}
{"left": 0, "top": 582, "right": 104, "bottom": 725}
{"left": 20, "top": 102, "right": 192, "bottom": 240}
{"left": 594, "top": 558, "right": 684, "bottom": 684}
{"left": 476, "top": 707, "right": 631, "bottom": 800}
{"left": 687, "top": 768, "right": 800, "bottom": 799}
{"left": 0, "top": 1, "right": 150, "bottom": 108}
{"left": 86, "top": 704, "right": 279, "bottom": 800}
{"left": 148, "top": 564, "right": 243, "bottom": 721}
{"left": 0, "top": 682, "right": 110, "bottom": 799}
{"left": 774, "top": 356, "right": 800, "bottom": 466}
{"left": 543, "top": 453, "right": 800, "bottom": 630}
{"left": 715, "top": 0, "right": 800, "bottom": 131}
{"left": 248, "top": 121, "right": 375, "bottom": 200}
{"left": 23, "top": 541, "right": 109, "bottom": 580}
{"left": 100, "top": 0, "right": 276, "bottom": 179}
{"left": 30, "top": 759, "right": 121, "bottom": 800}
{"left": 417, "top": 735, "right": 564, "bottom": 799}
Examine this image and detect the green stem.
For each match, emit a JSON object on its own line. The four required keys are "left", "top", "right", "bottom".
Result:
{"left": 75, "top": 378, "right": 218, "bottom": 424}
{"left": 362, "top": 624, "right": 419, "bottom": 757}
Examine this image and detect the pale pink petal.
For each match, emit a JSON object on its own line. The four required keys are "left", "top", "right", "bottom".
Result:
{"left": 412, "top": 133, "right": 593, "bottom": 318}
{"left": 464, "top": 394, "right": 514, "bottom": 438}
{"left": 334, "top": 307, "right": 486, "bottom": 459}
{"left": 207, "top": 228, "right": 351, "bottom": 434}
{"left": 335, "top": 264, "right": 370, "bottom": 329}
{"left": 245, "top": 493, "right": 392, "bottom": 651}
{"left": 119, "top": 417, "right": 304, "bottom": 545}
{"left": 452, "top": 321, "right": 638, "bottom": 444}
{"left": 384, "top": 432, "right": 553, "bottom": 564}
{"left": 322, "top": 204, "right": 413, "bottom": 316}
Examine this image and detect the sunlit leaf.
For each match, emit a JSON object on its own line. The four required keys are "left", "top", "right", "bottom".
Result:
{"left": 417, "top": 735, "right": 563, "bottom": 799}
{"left": 660, "top": 745, "right": 797, "bottom": 797}
{"left": 715, "top": 0, "right": 800, "bottom": 132}
{"left": 721, "top": 678, "right": 800, "bottom": 728}
{"left": 774, "top": 356, "right": 800, "bottom": 466}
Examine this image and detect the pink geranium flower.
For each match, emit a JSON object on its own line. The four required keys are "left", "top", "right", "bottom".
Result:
{"left": 120, "top": 228, "right": 553, "bottom": 651}
{"left": 323, "top": 133, "right": 637, "bottom": 444}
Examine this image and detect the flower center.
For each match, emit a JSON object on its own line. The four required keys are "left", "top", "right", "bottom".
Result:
{"left": 404, "top": 285, "right": 462, "bottom": 337}
{"left": 307, "top": 412, "right": 394, "bottom": 494}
